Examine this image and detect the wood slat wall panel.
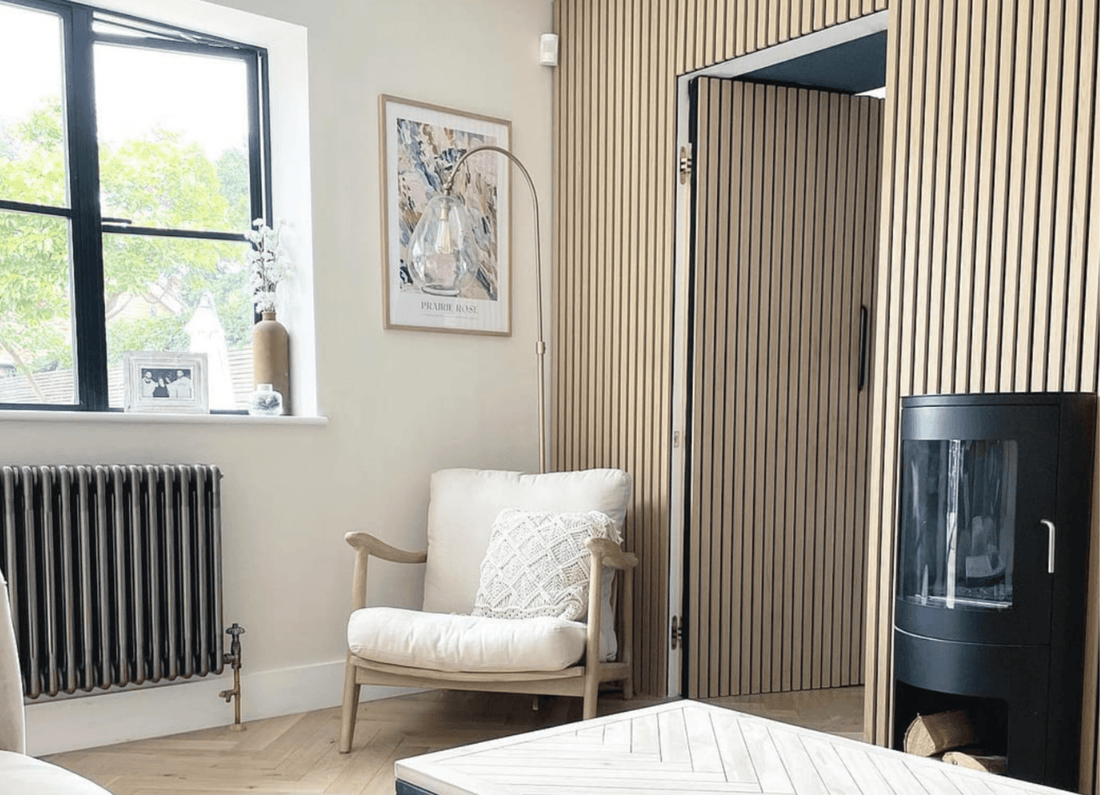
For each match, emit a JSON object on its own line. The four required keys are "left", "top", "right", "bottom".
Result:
{"left": 1063, "top": 0, "right": 1095, "bottom": 393}
{"left": 837, "top": 96, "right": 864, "bottom": 687}
{"left": 1031, "top": 0, "right": 1066, "bottom": 392}
{"left": 969, "top": 0, "right": 1001, "bottom": 393}
{"left": 1052, "top": 0, "right": 1084, "bottom": 391}
{"left": 798, "top": 90, "right": 823, "bottom": 694}
{"left": 715, "top": 79, "right": 737, "bottom": 700}
{"left": 857, "top": 99, "right": 882, "bottom": 687}
{"left": 553, "top": 0, "right": 885, "bottom": 704}
{"left": 953, "top": 0, "right": 986, "bottom": 393}
{"left": 775, "top": 88, "right": 798, "bottom": 693}
{"left": 768, "top": 91, "right": 792, "bottom": 695}
{"left": 937, "top": 0, "right": 966, "bottom": 394}
{"left": 999, "top": 0, "right": 1033, "bottom": 393}
{"left": 685, "top": 79, "right": 881, "bottom": 699}
{"left": 748, "top": 82, "right": 768, "bottom": 696}
{"left": 862, "top": 2, "right": 1100, "bottom": 791}
{"left": 738, "top": 85, "right": 761, "bottom": 696}
{"left": 912, "top": 0, "right": 940, "bottom": 395}
{"left": 863, "top": 0, "right": 906, "bottom": 744}
{"left": 807, "top": 91, "right": 830, "bottom": 692}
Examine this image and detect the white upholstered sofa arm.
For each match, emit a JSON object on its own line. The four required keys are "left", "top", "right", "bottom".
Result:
{"left": 0, "top": 573, "right": 115, "bottom": 793}
{"left": 0, "top": 572, "right": 24, "bottom": 755}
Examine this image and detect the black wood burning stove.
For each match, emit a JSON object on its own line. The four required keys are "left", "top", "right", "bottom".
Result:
{"left": 893, "top": 393, "right": 1096, "bottom": 790}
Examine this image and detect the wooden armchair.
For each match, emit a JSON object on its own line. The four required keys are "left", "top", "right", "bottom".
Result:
{"left": 339, "top": 468, "right": 637, "bottom": 753}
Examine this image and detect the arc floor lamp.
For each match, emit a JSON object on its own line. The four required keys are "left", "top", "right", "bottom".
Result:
{"left": 408, "top": 145, "right": 548, "bottom": 474}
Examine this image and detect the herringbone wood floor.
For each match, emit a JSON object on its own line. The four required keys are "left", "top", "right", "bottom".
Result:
{"left": 44, "top": 687, "right": 863, "bottom": 795}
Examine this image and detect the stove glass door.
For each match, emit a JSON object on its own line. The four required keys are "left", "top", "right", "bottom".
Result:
{"left": 898, "top": 440, "right": 1017, "bottom": 612}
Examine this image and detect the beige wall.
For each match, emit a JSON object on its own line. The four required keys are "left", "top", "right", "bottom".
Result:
{"left": 3, "top": 0, "right": 553, "bottom": 754}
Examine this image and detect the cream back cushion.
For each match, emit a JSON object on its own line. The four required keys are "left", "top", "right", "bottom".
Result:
{"left": 472, "top": 509, "right": 620, "bottom": 621}
{"left": 422, "top": 468, "right": 632, "bottom": 615}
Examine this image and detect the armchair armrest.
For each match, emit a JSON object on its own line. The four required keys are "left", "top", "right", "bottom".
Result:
{"left": 345, "top": 531, "right": 428, "bottom": 564}
{"left": 345, "top": 531, "right": 427, "bottom": 612}
{"left": 584, "top": 538, "right": 637, "bottom": 674}
{"left": 585, "top": 537, "right": 639, "bottom": 570}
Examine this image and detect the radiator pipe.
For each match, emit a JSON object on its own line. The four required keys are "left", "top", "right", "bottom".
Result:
{"left": 219, "top": 623, "right": 245, "bottom": 731}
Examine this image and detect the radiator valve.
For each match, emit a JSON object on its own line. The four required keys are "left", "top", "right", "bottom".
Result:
{"left": 219, "top": 623, "right": 246, "bottom": 731}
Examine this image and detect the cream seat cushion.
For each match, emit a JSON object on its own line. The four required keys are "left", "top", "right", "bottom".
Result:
{"left": 347, "top": 607, "right": 587, "bottom": 673}
{"left": 0, "top": 750, "right": 112, "bottom": 794}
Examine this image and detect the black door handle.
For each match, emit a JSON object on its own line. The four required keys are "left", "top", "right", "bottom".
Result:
{"left": 858, "top": 305, "right": 869, "bottom": 391}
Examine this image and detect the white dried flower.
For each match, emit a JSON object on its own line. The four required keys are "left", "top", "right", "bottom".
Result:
{"left": 246, "top": 219, "right": 292, "bottom": 314}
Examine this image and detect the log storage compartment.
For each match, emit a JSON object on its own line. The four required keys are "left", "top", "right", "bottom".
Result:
{"left": 892, "top": 393, "right": 1096, "bottom": 791}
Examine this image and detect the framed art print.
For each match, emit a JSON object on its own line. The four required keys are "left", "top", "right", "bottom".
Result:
{"left": 379, "top": 95, "right": 512, "bottom": 335}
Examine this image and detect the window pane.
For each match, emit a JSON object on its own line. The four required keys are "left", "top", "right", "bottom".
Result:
{"left": 0, "top": 3, "right": 68, "bottom": 207}
{"left": 94, "top": 44, "right": 251, "bottom": 232}
{"left": 0, "top": 210, "right": 76, "bottom": 404}
{"left": 103, "top": 234, "right": 252, "bottom": 410}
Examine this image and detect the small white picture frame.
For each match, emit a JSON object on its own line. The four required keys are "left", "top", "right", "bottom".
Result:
{"left": 123, "top": 352, "right": 209, "bottom": 414}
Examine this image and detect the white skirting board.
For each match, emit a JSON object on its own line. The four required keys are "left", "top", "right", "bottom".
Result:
{"left": 24, "top": 660, "right": 417, "bottom": 756}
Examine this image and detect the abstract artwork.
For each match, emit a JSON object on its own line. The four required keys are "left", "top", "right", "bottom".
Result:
{"left": 380, "top": 96, "right": 511, "bottom": 334}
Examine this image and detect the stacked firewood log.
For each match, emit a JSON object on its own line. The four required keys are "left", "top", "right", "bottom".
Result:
{"left": 903, "top": 711, "right": 1007, "bottom": 774}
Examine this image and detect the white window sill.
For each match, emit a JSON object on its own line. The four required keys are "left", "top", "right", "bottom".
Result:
{"left": 0, "top": 410, "right": 328, "bottom": 427}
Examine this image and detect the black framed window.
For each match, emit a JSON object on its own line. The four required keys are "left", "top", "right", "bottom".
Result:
{"left": 0, "top": 0, "right": 271, "bottom": 411}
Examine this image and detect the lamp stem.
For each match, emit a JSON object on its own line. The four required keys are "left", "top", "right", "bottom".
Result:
{"left": 445, "top": 146, "right": 547, "bottom": 474}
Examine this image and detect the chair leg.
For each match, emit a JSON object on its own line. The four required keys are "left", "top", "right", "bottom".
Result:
{"left": 582, "top": 672, "right": 599, "bottom": 720}
{"left": 622, "top": 672, "right": 634, "bottom": 701}
{"left": 339, "top": 659, "right": 361, "bottom": 753}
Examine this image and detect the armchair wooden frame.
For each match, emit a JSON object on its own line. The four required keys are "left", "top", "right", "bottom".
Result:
{"left": 339, "top": 531, "right": 639, "bottom": 753}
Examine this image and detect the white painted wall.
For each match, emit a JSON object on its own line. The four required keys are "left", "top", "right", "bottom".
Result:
{"left": 3, "top": 0, "right": 554, "bottom": 755}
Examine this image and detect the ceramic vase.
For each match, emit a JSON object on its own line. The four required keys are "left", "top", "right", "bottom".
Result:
{"left": 252, "top": 311, "right": 290, "bottom": 414}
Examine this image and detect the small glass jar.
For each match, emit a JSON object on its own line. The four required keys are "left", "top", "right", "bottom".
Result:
{"left": 248, "top": 383, "right": 284, "bottom": 417}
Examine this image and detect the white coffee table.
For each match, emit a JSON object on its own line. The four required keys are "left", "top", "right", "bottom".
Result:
{"left": 395, "top": 700, "right": 1072, "bottom": 795}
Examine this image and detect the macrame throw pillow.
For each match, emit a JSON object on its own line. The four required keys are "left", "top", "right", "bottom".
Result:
{"left": 472, "top": 509, "right": 621, "bottom": 621}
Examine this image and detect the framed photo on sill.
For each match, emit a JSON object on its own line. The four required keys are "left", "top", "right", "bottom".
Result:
{"left": 379, "top": 95, "right": 512, "bottom": 335}
{"left": 123, "top": 352, "right": 209, "bottom": 414}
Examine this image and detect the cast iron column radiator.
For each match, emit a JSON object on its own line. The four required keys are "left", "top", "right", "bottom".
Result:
{"left": 0, "top": 465, "right": 224, "bottom": 699}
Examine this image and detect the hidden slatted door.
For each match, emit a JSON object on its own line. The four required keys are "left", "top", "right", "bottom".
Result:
{"left": 685, "top": 78, "right": 883, "bottom": 698}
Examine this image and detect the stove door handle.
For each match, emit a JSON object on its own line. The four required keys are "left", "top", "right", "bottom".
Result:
{"left": 1041, "top": 520, "right": 1056, "bottom": 574}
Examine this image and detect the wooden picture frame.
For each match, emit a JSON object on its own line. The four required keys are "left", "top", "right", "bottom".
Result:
{"left": 123, "top": 352, "right": 209, "bottom": 414}
{"left": 379, "top": 95, "right": 512, "bottom": 335}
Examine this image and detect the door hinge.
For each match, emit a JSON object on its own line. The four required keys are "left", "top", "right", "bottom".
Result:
{"left": 670, "top": 615, "right": 684, "bottom": 650}
{"left": 679, "top": 145, "right": 693, "bottom": 184}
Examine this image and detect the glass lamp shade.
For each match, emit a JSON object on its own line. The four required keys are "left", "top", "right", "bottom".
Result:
{"left": 408, "top": 193, "right": 479, "bottom": 297}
